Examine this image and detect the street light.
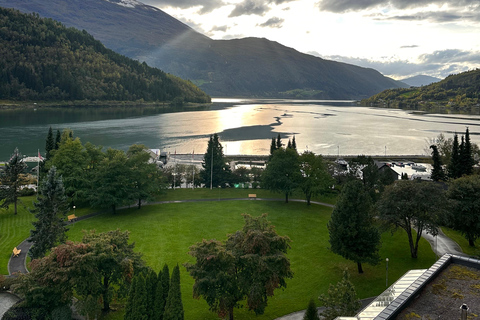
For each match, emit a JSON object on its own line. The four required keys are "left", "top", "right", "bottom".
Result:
{"left": 386, "top": 258, "right": 389, "bottom": 287}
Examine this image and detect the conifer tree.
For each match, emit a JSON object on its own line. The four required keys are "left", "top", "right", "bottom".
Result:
{"left": 163, "top": 265, "right": 184, "bottom": 320}
{"left": 201, "top": 134, "right": 232, "bottom": 188}
{"left": 430, "top": 145, "right": 445, "bottom": 181}
{"left": 124, "top": 275, "right": 138, "bottom": 320}
{"left": 292, "top": 135, "right": 297, "bottom": 151}
{"left": 461, "top": 127, "right": 474, "bottom": 176}
{"left": 287, "top": 139, "right": 292, "bottom": 149}
{"left": 0, "top": 148, "right": 28, "bottom": 215}
{"left": 132, "top": 274, "right": 148, "bottom": 320}
{"left": 303, "top": 299, "right": 320, "bottom": 320}
{"left": 29, "top": 166, "right": 69, "bottom": 259}
{"left": 153, "top": 264, "right": 170, "bottom": 320}
{"left": 55, "top": 129, "right": 61, "bottom": 149}
{"left": 146, "top": 269, "right": 158, "bottom": 319}
{"left": 276, "top": 133, "right": 282, "bottom": 149}
{"left": 269, "top": 137, "right": 277, "bottom": 160}
{"left": 45, "top": 127, "right": 55, "bottom": 160}
{"left": 448, "top": 133, "right": 462, "bottom": 179}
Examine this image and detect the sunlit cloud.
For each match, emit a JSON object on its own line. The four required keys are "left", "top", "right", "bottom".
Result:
{"left": 257, "top": 17, "right": 284, "bottom": 28}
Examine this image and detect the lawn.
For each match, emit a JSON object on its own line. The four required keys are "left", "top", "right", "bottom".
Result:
{"left": 66, "top": 200, "right": 437, "bottom": 320}
{"left": 0, "top": 196, "right": 36, "bottom": 275}
{"left": 441, "top": 227, "right": 480, "bottom": 257}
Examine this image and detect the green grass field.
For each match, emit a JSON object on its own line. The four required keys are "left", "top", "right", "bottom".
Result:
{"left": 66, "top": 200, "right": 437, "bottom": 320}
{"left": 441, "top": 227, "right": 480, "bottom": 257}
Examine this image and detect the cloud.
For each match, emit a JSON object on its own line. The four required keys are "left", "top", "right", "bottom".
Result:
{"left": 372, "top": 10, "right": 480, "bottom": 23}
{"left": 257, "top": 17, "right": 285, "bottom": 28}
{"left": 311, "top": 49, "right": 480, "bottom": 79}
{"left": 210, "top": 25, "right": 229, "bottom": 32}
{"left": 229, "top": 0, "right": 270, "bottom": 17}
{"left": 142, "top": 0, "right": 225, "bottom": 14}
{"left": 316, "top": 0, "right": 480, "bottom": 13}
{"left": 400, "top": 45, "right": 419, "bottom": 48}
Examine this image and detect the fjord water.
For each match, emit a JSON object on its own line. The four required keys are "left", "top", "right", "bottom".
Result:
{"left": 1, "top": 98, "right": 480, "bottom": 161}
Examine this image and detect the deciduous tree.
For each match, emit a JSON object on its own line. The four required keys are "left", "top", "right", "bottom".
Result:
{"left": 328, "top": 180, "right": 381, "bottom": 273}
{"left": 185, "top": 214, "right": 293, "bottom": 320}
{"left": 376, "top": 180, "right": 446, "bottom": 258}
{"left": 29, "top": 166, "right": 69, "bottom": 259}
{"left": 299, "top": 151, "right": 333, "bottom": 205}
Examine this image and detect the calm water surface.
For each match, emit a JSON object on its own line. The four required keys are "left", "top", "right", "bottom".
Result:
{"left": 1, "top": 98, "right": 480, "bottom": 160}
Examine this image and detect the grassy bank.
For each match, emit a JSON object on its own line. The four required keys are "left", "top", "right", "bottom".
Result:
{"left": 441, "top": 227, "right": 480, "bottom": 257}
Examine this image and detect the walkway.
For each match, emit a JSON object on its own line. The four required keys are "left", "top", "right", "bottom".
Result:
{"left": 422, "top": 227, "right": 466, "bottom": 257}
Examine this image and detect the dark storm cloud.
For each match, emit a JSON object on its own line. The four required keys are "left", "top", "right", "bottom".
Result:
{"left": 316, "top": 0, "right": 479, "bottom": 13}
{"left": 257, "top": 17, "right": 285, "bottom": 28}
{"left": 311, "top": 49, "right": 480, "bottom": 79}
{"left": 141, "top": 0, "right": 224, "bottom": 14}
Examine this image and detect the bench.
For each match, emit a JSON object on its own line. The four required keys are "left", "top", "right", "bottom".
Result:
{"left": 12, "top": 247, "right": 21, "bottom": 257}
{"left": 68, "top": 214, "right": 77, "bottom": 222}
{"left": 248, "top": 194, "right": 257, "bottom": 199}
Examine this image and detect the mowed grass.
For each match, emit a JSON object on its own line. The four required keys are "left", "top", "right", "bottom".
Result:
{"left": 0, "top": 196, "right": 36, "bottom": 275}
{"left": 441, "top": 227, "right": 480, "bottom": 257}
{"left": 66, "top": 200, "right": 437, "bottom": 320}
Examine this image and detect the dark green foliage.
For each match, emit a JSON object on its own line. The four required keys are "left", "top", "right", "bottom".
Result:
{"left": 401, "top": 172, "right": 409, "bottom": 180}
{"left": 276, "top": 134, "right": 282, "bottom": 149}
{"left": 303, "top": 299, "right": 320, "bottom": 320}
{"left": 328, "top": 180, "right": 381, "bottom": 273}
{"left": 55, "top": 129, "right": 61, "bottom": 149}
{"left": 447, "top": 175, "right": 480, "bottom": 246}
{"left": 460, "top": 127, "right": 474, "bottom": 176}
{"left": 292, "top": 135, "right": 297, "bottom": 151}
{"left": 430, "top": 145, "right": 445, "bottom": 181}
{"left": 262, "top": 148, "right": 301, "bottom": 203}
{"left": 269, "top": 137, "right": 277, "bottom": 160}
{"left": 126, "top": 274, "right": 148, "bottom": 320}
{"left": 45, "top": 127, "right": 55, "bottom": 160}
{"left": 299, "top": 151, "right": 334, "bottom": 205}
{"left": 145, "top": 269, "right": 158, "bottom": 320}
{"left": 163, "top": 265, "right": 184, "bottom": 320}
{"left": 185, "top": 214, "right": 293, "bottom": 320}
{"left": 363, "top": 69, "right": 480, "bottom": 111}
{"left": 287, "top": 139, "right": 292, "bottom": 149}
{"left": 376, "top": 180, "right": 446, "bottom": 258}
{"left": 154, "top": 264, "right": 170, "bottom": 320}
{"left": 448, "top": 133, "right": 462, "bottom": 179}
{"left": 201, "top": 134, "right": 232, "bottom": 188}
{"left": 124, "top": 275, "right": 138, "bottom": 320}
{"left": 0, "top": 7, "right": 210, "bottom": 103}
{"left": 0, "top": 147, "right": 28, "bottom": 215}
{"left": 29, "top": 166, "right": 69, "bottom": 259}
{"left": 318, "top": 270, "right": 361, "bottom": 320}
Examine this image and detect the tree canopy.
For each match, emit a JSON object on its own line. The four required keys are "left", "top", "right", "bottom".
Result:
{"left": 201, "top": 134, "right": 232, "bottom": 188}
{"left": 0, "top": 147, "right": 28, "bottom": 215}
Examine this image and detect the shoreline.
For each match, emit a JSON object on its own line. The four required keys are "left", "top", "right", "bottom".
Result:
{"left": 0, "top": 100, "right": 212, "bottom": 110}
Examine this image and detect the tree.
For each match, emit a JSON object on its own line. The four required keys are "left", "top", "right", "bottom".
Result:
{"left": 460, "top": 127, "right": 474, "bottom": 176}
{"left": 303, "top": 299, "right": 320, "bottom": 320}
{"left": 269, "top": 137, "right": 277, "bottom": 160}
{"left": 88, "top": 148, "right": 130, "bottom": 214}
{"left": 45, "top": 127, "right": 55, "bottom": 161}
{"left": 0, "top": 147, "right": 28, "bottom": 214}
{"left": 276, "top": 133, "right": 282, "bottom": 149}
{"left": 154, "top": 264, "right": 170, "bottom": 320}
{"left": 447, "top": 133, "right": 462, "bottom": 179}
{"left": 291, "top": 135, "right": 297, "bottom": 151}
{"left": 55, "top": 129, "right": 61, "bottom": 150}
{"left": 127, "top": 144, "right": 165, "bottom": 209}
{"left": 328, "top": 180, "right": 381, "bottom": 273}
{"left": 299, "top": 151, "right": 333, "bottom": 205}
{"left": 376, "top": 180, "right": 446, "bottom": 258}
{"left": 430, "top": 145, "right": 445, "bottom": 181}
{"left": 318, "top": 270, "right": 361, "bottom": 320}
{"left": 185, "top": 214, "right": 293, "bottom": 320}
{"left": 29, "top": 166, "right": 69, "bottom": 259}
{"left": 262, "top": 148, "right": 301, "bottom": 203}
{"left": 446, "top": 175, "right": 480, "bottom": 246}
{"left": 163, "top": 265, "right": 184, "bottom": 320}
{"left": 125, "top": 274, "right": 148, "bottom": 320}
{"left": 201, "top": 134, "right": 232, "bottom": 188}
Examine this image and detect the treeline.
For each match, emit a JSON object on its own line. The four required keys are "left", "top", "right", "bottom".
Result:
{"left": 362, "top": 69, "right": 480, "bottom": 112}
{"left": 0, "top": 7, "right": 210, "bottom": 103}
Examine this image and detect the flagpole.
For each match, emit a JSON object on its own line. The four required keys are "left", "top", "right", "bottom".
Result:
{"left": 173, "top": 149, "right": 176, "bottom": 190}
{"left": 37, "top": 149, "right": 40, "bottom": 194}
{"left": 192, "top": 150, "right": 194, "bottom": 190}
{"left": 210, "top": 142, "right": 213, "bottom": 190}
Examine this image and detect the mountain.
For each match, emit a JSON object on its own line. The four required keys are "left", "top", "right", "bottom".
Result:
{"left": 0, "top": 7, "right": 210, "bottom": 103}
{"left": 363, "top": 69, "right": 480, "bottom": 112}
{"left": 400, "top": 75, "right": 442, "bottom": 87}
{"left": 0, "top": 0, "right": 405, "bottom": 99}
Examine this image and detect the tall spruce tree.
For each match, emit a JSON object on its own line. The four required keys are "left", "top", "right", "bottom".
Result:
{"left": 45, "top": 127, "right": 55, "bottom": 161}
{"left": 448, "top": 133, "right": 462, "bottom": 179}
{"left": 145, "top": 269, "right": 158, "bottom": 320}
{"left": 292, "top": 135, "right": 297, "bottom": 151}
{"left": 124, "top": 275, "right": 138, "bottom": 320}
{"left": 154, "top": 264, "right": 170, "bottom": 320}
{"left": 163, "top": 265, "right": 184, "bottom": 320}
{"left": 303, "top": 299, "right": 320, "bottom": 320}
{"left": 269, "top": 137, "right": 277, "bottom": 160}
{"left": 131, "top": 274, "right": 148, "bottom": 320}
{"left": 0, "top": 148, "right": 28, "bottom": 215}
{"left": 201, "top": 134, "right": 232, "bottom": 188}
{"left": 430, "top": 145, "right": 445, "bottom": 181}
{"left": 55, "top": 129, "right": 61, "bottom": 149}
{"left": 461, "top": 127, "right": 474, "bottom": 176}
{"left": 29, "top": 166, "right": 69, "bottom": 259}
{"left": 328, "top": 180, "right": 381, "bottom": 273}
{"left": 276, "top": 133, "right": 282, "bottom": 149}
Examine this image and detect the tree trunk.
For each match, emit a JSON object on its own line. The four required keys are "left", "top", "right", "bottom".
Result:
{"left": 306, "top": 193, "right": 311, "bottom": 205}
{"left": 229, "top": 306, "right": 234, "bottom": 320}
{"left": 14, "top": 198, "right": 17, "bottom": 215}
{"left": 137, "top": 198, "right": 142, "bottom": 209}
{"left": 112, "top": 204, "right": 116, "bottom": 215}
{"left": 357, "top": 261, "right": 363, "bottom": 274}
{"left": 469, "top": 238, "right": 475, "bottom": 247}
{"left": 285, "top": 192, "right": 289, "bottom": 203}
{"left": 406, "top": 228, "right": 417, "bottom": 258}
{"left": 103, "top": 276, "right": 110, "bottom": 311}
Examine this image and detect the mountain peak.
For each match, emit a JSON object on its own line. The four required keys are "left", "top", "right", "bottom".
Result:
{"left": 104, "top": 0, "right": 141, "bottom": 9}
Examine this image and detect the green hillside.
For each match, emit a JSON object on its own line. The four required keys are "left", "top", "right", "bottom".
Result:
{"left": 0, "top": 7, "right": 210, "bottom": 104}
{"left": 363, "top": 69, "right": 480, "bottom": 113}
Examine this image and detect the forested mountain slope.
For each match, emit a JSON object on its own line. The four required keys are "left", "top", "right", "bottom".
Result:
{"left": 0, "top": 7, "right": 210, "bottom": 103}
{"left": 363, "top": 69, "right": 480, "bottom": 112}
{"left": 0, "top": 0, "right": 405, "bottom": 99}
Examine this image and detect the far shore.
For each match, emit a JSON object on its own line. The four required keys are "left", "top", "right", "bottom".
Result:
{"left": 0, "top": 100, "right": 212, "bottom": 110}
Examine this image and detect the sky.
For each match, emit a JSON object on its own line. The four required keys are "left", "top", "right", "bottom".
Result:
{"left": 138, "top": 0, "right": 480, "bottom": 80}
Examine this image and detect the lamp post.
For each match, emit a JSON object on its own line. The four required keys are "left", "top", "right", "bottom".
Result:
{"left": 386, "top": 258, "right": 389, "bottom": 287}
{"left": 460, "top": 304, "right": 469, "bottom": 320}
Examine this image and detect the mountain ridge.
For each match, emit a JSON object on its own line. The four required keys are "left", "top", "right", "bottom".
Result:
{"left": 0, "top": 0, "right": 406, "bottom": 98}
